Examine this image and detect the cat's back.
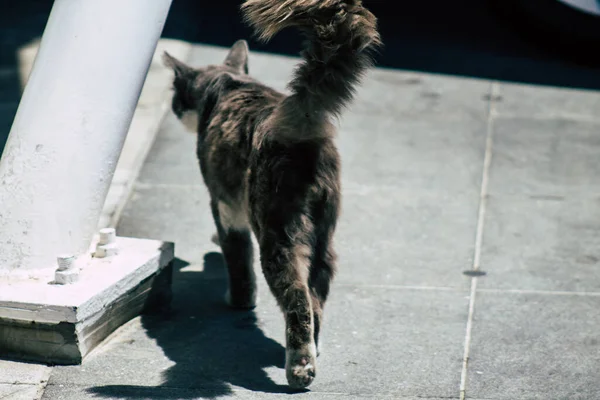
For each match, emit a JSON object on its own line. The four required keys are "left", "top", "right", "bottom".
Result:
{"left": 207, "top": 79, "right": 283, "bottom": 147}
{"left": 200, "top": 79, "right": 284, "bottom": 201}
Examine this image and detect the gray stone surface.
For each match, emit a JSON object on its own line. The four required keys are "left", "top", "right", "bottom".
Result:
{"left": 136, "top": 113, "right": 200, "bottom": 186}
{"left": 336, "top": 188, "right": 475, "bottom": 287}
{"left": 133, "top": 168, "right": 477, "bottom": 288}
{"left": 304, "top": 287, "right": 467, "bottom": 397}
{"left": 0, "top": 383, "right": 43, "bottom": 400}
{"left": 478, "top": 194, "right": 600, "bottom": 292}
{"left": 0, "top": 360, "right": 49, "bottom": 385}
{"left": 0, "top": 361, "right": 48, "bottom": 400}
{"left": 495, "top": 83, "right": 600, "bottom": 121}
{"left": 338, "top": 116, "right": 486, "bottom": 193}
{"left": 37, "top": 41, "right": 600, "bottom": 400}
{"left": 43, "top": 384, "right": 455, "bottom": 400}
{"left": 46, "top": 318, "right": 171, "bottom": 389}
{"left": 488, "top": 118, "right": 600, "bottom": 197}
{"left": 118, "top": 183, "right": 216, "bottom": 266}
{"left": 350, "top": 69, "right": 491, "bottom": 122}
{"left": 50, "top": 281, "right": 467, "bottom": 399}
{"left": 467, "top": 292, "right": 600, "bottom": 400}
{"left": 479, "top": 118, "right": 600, "bottom": 291}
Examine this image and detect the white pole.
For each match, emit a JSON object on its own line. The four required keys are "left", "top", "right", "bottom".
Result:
{"left": 0, "top": 0, "right": 173, "bottom": 274}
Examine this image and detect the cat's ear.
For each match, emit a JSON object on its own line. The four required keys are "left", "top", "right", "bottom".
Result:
{"left": 163, "top": 52, "right": 194, "bottom": 79}
{"left": 223, "top": 40, "right": 249, "bottom": 74}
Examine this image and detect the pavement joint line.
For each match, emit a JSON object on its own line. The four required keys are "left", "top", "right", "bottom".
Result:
{"left": 477, "top": 288, "right": 600, "bottom": 297}
{"left": 334, "top": 283, "right": 465, "bottom": 291}
{"left": 0, "top": 382, "right": 37, "bottom": 386}
{"left": 132, "top": 180, "right": 483, "bottom": 195}
{"left": 36, "top": 368, "right": 50, "bottom": 400}
{"left": 0, "top": 388, "right": 24, "bottom": 400}
{"left": 135, "top": 181, "right": 198, "bottom": 190}
{"left": 335, "top": 284, "right": 600, "bottom": 297}
{"left": 493, "top": 112, "right": 600, "bottom": 124}
{"left": 459, "top": 81, "right": 499, "bottom": 400}
{"left": 335, "top": 283, "right": 600, "bottom": 297}
{"left": 0, "top": 381, "right": 48, "bottom": 400}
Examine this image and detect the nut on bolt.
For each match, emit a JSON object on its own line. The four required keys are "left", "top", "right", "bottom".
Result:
{"left": 95, "top": 228, "right": 118, "bottom": 258}
{"left": 54, "top": 254, "right": 80, "bottom": 284}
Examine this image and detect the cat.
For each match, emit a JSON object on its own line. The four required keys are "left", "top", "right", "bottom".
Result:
{"left": 163, "top": 0, "right": 380, "bottom": 389}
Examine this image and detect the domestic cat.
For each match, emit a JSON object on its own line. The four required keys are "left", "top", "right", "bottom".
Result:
{"left": 163, "top": 0, "right": 380, "bottom": 389}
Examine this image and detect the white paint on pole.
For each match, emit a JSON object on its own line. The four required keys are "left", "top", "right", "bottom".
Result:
{"left": 0, "top": 0, "right": 173, "bottom": 273}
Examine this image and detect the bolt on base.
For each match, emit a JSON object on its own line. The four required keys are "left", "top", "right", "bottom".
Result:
{"left": 95, "top": 228, "right": 119, "bottom": 258}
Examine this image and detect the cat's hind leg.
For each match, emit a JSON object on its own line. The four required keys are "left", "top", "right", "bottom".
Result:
{"left": 259, "top": 219, "right": 317, "bottom": 389}
{"left": 308, "top": 242, "right": 336, "bottom": 357}
{"left": 308, "top": 198, "right": 339, "bottom": 356}
{"left": 210, "top": 199, "right": 256, "bottom": 309}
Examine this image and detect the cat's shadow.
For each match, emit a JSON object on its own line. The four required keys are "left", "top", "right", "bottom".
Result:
{"left": 88, "top": 254, "right": 293, "bottom": 399}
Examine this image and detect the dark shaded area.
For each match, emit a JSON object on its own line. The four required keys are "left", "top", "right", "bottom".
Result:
{"left": 0, "top": 0, "right": 52, "bottom": 156}
{"left": 162, "top": 0, "right": 600, "bottom": 89}
{"left": 88, "top": 255, "right": 289, "bottom": 399}
{"left": 0, "top": 0, "right": 599, "bottom": 154}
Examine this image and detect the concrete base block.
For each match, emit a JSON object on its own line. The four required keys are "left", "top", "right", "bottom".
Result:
{"left": 0, "top": 236, "right": 174, "bottom": 365}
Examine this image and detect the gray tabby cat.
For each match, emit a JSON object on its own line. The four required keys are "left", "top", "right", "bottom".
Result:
{"left": 163, "top": 0, "right": 380, "bottom": 389}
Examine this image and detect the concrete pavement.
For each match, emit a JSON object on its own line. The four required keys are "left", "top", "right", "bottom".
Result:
{"left": 3, "top": 42, "right": 600, "bottom": 399}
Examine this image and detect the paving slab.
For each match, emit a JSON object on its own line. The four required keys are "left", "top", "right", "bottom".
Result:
{"left": 50, "top": 273, "right": 468, "bottom": 399}
{"left": 495, "top": 82, "right": 600, "bottom": 121}
{"left": 337, "top": 187, "right": 475, "bottom": 287}
{"left": 350, "top": 68, "right": 491, "bottom": 122}
{"left": 46, "top": 318, "right": 172, "bottom": 389}
{"left": 117, "top": 183, "right": 216, "bottom": 266}
{"left": 467, "top": 292, "right": 600, "bottom": 400}
{"left": 488, "top": 118, "right": 600, "bottom": 197}
{"left": 0, "top": 383, "right": 43, "bottom": 400}
{"left": 136, "top": 113, "right": 200, "bottom": 186}
{"left": 479, "top": 117, "right": 600, "bottom": 291}
{"left": 0, "top": 360, "right": 49, "bottom": 400}
{"left": 338, "top": 115, "right": 486, "bottom": 192}
{"left": 301, "top": 287, "right": 468, "bottom": 398}
{"left": 478, "top": 194, "right": 600, "bottom": 292}
{"left": 0, "top": 360, "right": 49, "bottom": 385}
{"left": 131, "top": 168, "right": 477, "bottom": 288}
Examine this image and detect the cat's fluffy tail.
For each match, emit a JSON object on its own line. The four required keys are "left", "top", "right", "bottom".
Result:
{"left": 242, "top": 0, "right": 381, "bottom": 141}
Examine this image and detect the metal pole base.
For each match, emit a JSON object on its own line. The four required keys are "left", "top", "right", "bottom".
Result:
{"left": 0, "top": 237, "right": 174, "bottom": 364}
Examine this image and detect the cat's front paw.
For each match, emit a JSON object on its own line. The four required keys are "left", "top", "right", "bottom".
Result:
{"left": 286, "top": 344, "right": 317, "bottom": 389}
